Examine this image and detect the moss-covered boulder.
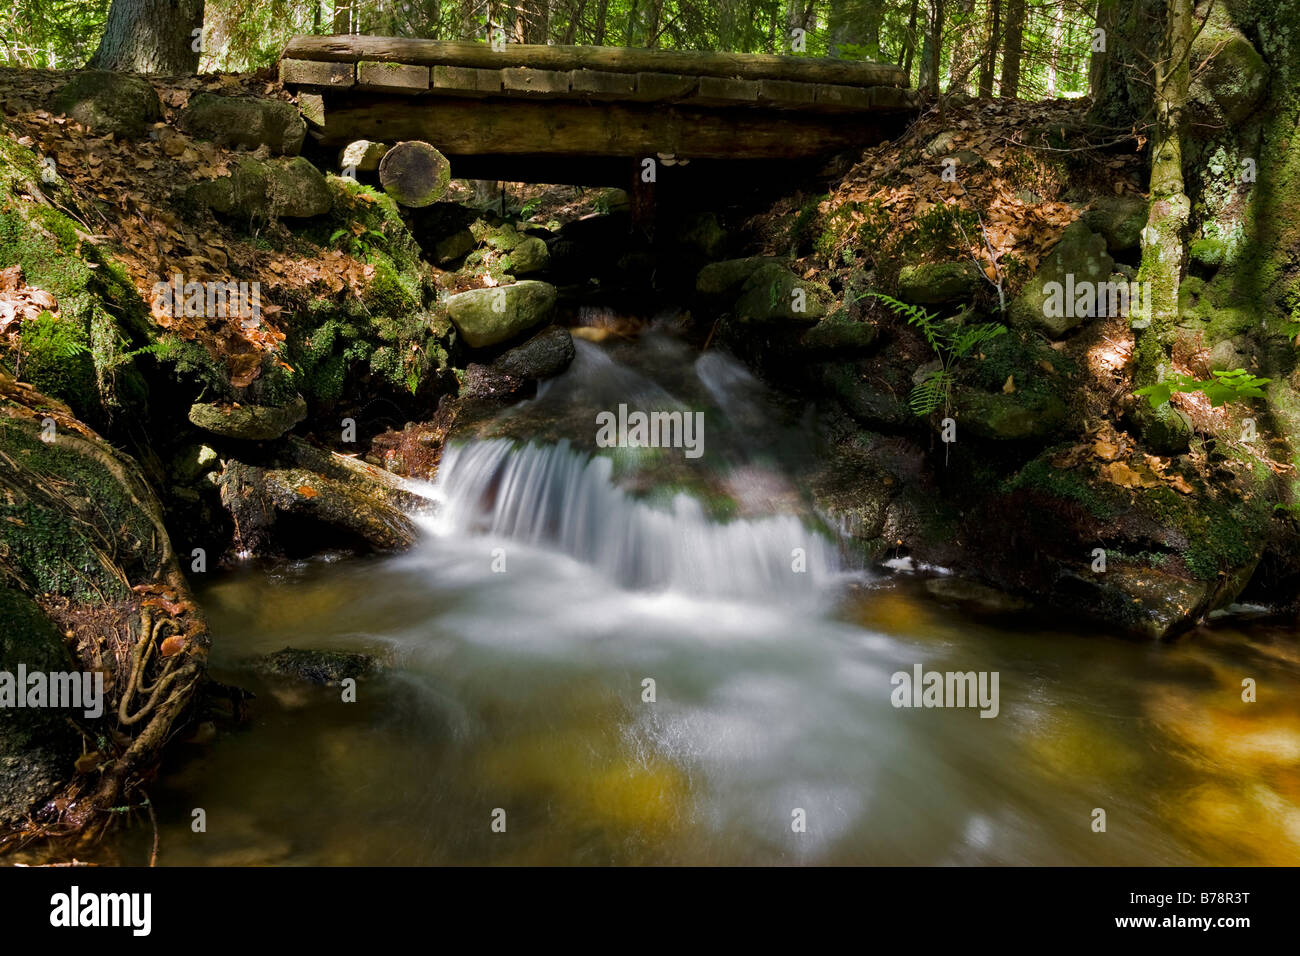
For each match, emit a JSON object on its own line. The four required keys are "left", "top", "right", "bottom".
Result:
{"left": 51, "top": 71, "right": 160, "bottom": 139}
{"left": 179, "top": 92, "right": 307, "bottom": 155}
{"left": 1009, "top": 220, "right": 1115, "bottom": 337}
{"left": 445, "top": 280, "right": 557, "bottom": 349}
{"left": 188, "top": 395, "right": 307, "bottom": 441}
{"left": 189, "top": 156, "right": 332, "bottom": 221}
{"left": 252, "top": 647, "right": 382, "bottom": 686}
{"left": 1082, "top": 195, "right": 1148, "bottom": 253}
{"left": 897, "top": 261, "right": 984, "bottom": 305}
{"left": 696, "top": 256, "right": 787, "bottom": 297}
{"left": 1190, "top": 12, "right": 1270, "bottom": 127}
{"left": 507, "top": 236, "right": 550, "bottom": 275}
{"left": 733, "top": 263, "right": 829, "bottom": 324}
{"left": 800, "top": 311, "right": 878, "bottom": 352}
{"left": 951, "top": 385, "right": 1068, "bottom": 441}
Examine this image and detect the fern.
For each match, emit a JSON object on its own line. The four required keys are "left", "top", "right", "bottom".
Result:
{"left": 867, "top": 292, "right": 1007, "bottom": 418}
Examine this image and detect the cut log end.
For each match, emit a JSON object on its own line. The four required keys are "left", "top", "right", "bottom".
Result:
{"left": 378, "top": 140, "right": 451, "bottom": 208}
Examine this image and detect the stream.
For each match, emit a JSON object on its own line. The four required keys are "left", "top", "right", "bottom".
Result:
{"left": 71, "top": 329, "right": 1300, "bottom": 865}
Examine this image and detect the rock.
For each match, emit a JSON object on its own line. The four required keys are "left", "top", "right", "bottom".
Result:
{"left": 925, "top": 576, "right": 1030, "bottom": 613}
{"left": 492, "top": 326, "right": 574, "bottom": 380}
{"left": 188, "top": 396, "right": 307, "bottom": 441}
{"left": 1190, "top": 14, "right": 1269, "bottom": 127}
{"left": 253, "top": 647, "right": 381, "bottom": 686}
{"left": 445, "top": 280, "right": 557, "bottom": 349}
{"left": 189, "top": 156, "right": 333, "bottom": 220}
{"left": 800, "top": 312, "right": 878, "bottom": 352}
{"left": 822, "top": 362, "right": 913, "bottom": 428}
{"left": 1207, "top": 336, "right": 1252, "bottom": 372}
{"left": 952, "top": 385, "right": 1068, "bottom": 441}
{"left": 1189, "top": 236, "right": 1229, "bottom": 269}
{"left": 339, "top": 139, "right": 389, "bottom": 172}
{"left": 1133, "top": 400, "right": 1193, "bottom": 455}
{"left": 732, "top": 263, "right": 828, "bottom": 324}
{"left": 897, "top": 261, "right": 984, "bottom": 305}
{"left": 52, "top": 71, "right": 160, "bottom": 138}
{"left": 1009, "top": 220, "right": 1115, "bottom": 337}
{"left": 179, "top": 93, "right": 306, "bottom": 155}
{"left": 1082, "top": 195, "right": 1148, "bottom": 253}
{"left": 461, "top": 363, "right": 526, "bottom": 400}
{"left": 1052, "top": 566, "right": 1222, "bottom": 641}
{"left": 434, "top": 228, "right": 477, "bottom": 264}
{"left": 171, "top": 442, "right": 220, "bottom": 484}
{"left": 695, "top": 256, "right": 787, "bottom": 297}
{"left": 0, "top": 586, "right": 81, "bottom": 826}
{"left": 470, "top": 219, "right": 525, "bottom": 252}
{"left": 675, "top": 212, "right": 728, "bottom": 260}
{"left": 507, "top": 235, "right": 550, "bottom": 275}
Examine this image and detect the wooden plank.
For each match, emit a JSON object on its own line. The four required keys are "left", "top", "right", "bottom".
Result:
{"left": 280, "top": 36, "right": 909, "bottom": 88}
{"left": 279, "top": 58, "right": 354, "bottom": 89}
{"left": 631, "top": 73, "right": 697, "bottom": 101}
{"left": 501, "top": 67, "right": 572, "bottom": 96}
{"left": 570, "top": 69, "right": 637, "bottom": 98}
{"left": 313, "top": 95, "right": 893, "bottom": 160}
{"left": 297, "top": 92, "right": 325, "bottom": 128}
{"left": 357, "top": 60, "right": 429, "bottom": 93}
{"left": 757, "top": 79, "right": 817, "bottom": 109}
{"left": 690, "top": 76, "right": 760, "bottom": 106}
{"left": 431, "top": 65, "right": 502, "bottom": 95}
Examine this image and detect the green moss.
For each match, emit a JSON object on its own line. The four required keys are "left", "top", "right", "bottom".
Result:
{"left": 1005, "top": 457, "right": 1120, "bottom": 520}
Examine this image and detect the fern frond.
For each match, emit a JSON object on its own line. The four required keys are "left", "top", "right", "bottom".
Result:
{"left": 909, "top": 369, "right": 952, "bottom": 416}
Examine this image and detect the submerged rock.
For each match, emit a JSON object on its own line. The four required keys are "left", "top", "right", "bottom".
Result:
{"left": 52, "top": 71, "right": 160, "bottom": 138}
{"left": 252, "top": 647, "right": 382, "bottom": 686}
{"left": 925, "top": 576, "right": 1030, "bottom": 613}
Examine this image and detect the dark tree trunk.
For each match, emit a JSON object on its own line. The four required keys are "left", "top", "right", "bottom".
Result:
{"left": 979, "top": 0, "right": 1001, "bottom": 97}
{"left": 828, "top": 0, "right": 885, "bottom": 59}
{"left": 902, "top": 0, "right": 920, "bottom": 75}
{"left": 918, "top": 0, "right": 945, "bottom": 96}
{"left": 88, "top": 0, "right": 204, "bottom": 73}
{"left": 998, "top": 0, "right": 1025, "bottom": 98}
{"left": 593, "top": 0, "right": 609, "bottom": 43}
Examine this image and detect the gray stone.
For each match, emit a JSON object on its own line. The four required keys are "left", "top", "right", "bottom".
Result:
{"left": 188, "top": 396, "right": 307, "bottom": 441}
{"left": 52, "top": 71, "right": 160, "bottom": 138}
{"left": 180, "top": 93, "right": 307, "bottom": 155}
{"left": 1082, "top": 195, "right": 1148, "bottom": 252}
{"left": 446, "top": 280, "right": 557, "bottom": 349}
{"left": 492, "top": 326, "right": 574, "bottom": 379}
{"left": 506, "top": 236, "right": 550, "bottom": 275}
{"left": 732, "top": 263, "right": 828, "bottom": 324}
{"left": 1009, "top": 221, "right": 1115, "bottom": 338}
{"left": 897, "top": 261, "right": 984, "bottom": 305}
{"left": 189, "top": 156, "right": 333, "bottom": 220}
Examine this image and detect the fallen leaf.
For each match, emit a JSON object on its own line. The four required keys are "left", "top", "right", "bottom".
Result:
{"left": 160, "top": 635, "right": 187, "bottom": 657}
{"left": 1002, "top": 375, "right": 1016, "bottom": 394}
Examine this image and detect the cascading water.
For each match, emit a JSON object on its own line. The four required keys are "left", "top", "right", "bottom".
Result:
{"left": 428, "top": 438, "right": 840, "bottom": 600}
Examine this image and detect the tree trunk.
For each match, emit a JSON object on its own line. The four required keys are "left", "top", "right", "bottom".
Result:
{"left": 979, "top": 0, "right": 1001, "bottom": 97}
{"left": 1133, "top": 0, "right": 1193, "bottom": 388}
{"left": 998, "top": 0, "right": 1025, "bottom": 98}
{"left": 1088, "top": 0, "right": 1117, "bottom": 99}
{"left": 87, "top": 0, "right": 204, "bottom": 73}
{"left": 947, "top": 0, "right": 978, "bottom": 94}
{"left": 902, "top": 0, "right": 920, "bottom": 73}
{"left": 828, "top": 0, "right": 885, "bottom": 59}
{"left": 593, "top": 0, "right": 609, "bottom": 43}
{"left": 918, "top": 0, "right": 945, "bottom": 97}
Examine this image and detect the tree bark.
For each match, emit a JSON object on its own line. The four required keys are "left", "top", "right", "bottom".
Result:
{"left": 999, "top": 0, "right": 1025, "bottom": 98}
{"left": 828, "top": 0, "right": 885, "bottom": 59}
{"left": 979, "top": 0, "right": 1001, "bottom": 97}
{"left": 87, "top": 0, "right": 204, "bottom": 73}
{"left": 918, "top": 0, "right": 945, "bottom": 97}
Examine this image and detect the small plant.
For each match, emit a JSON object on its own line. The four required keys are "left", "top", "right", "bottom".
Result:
{"left": 330, "top": 224, "right": 387, "bottom": 258}
{"left": 868, "top": 292, "right": 1006, "bottom": 416}
{"left": 1134, "top": 368, "right": 1271, "bottom": 409}
{"left": 519, "top": 199, "right": 542, "bottom": 220}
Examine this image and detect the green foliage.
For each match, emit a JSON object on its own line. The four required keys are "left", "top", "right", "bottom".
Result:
{"left": 869, "top": 292, "right": 1006, "bottom": 416}
{"left": 1134, "top": 368, "right": 1271, "bottom": 409}
{"left": 329, "top": 226, "right": 387, "bottom": 259}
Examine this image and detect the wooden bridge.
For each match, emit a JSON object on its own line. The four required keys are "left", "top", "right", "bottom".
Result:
{"left": 279, "top": 37, "right": 919, "bottom": 187}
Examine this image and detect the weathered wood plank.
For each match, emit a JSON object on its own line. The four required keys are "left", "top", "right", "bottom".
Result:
{"left": 814, "top": 83, "right": 874, "bottom": 110}
{"left": 570, "top": 69, "right": 637, "bottom": 98}
{"left": 313, "top": 95, "right": 890, "bottom": 160}
{"left": 690, "top": 76, "right": 760, "bottom": 106}
{"left": 756, "top": 79, "right": 817, "bottom": 108}
{"left": 279, "top": 58, "right": 354, "bottom": 89}
{"left": 431, "top": 65, "right": 502, "bottom": 95}
{"left": 502, "top": 67, "right": 572, "bottom": 96}
{"left": 281, "top": 36, "right": 909, "bottom": 88}
{"left": 630, "top": 73, "right": 697, "bottom": 101}
{"left": 296, "top": 92, "right": 326, "bottom": 128}
{"left": 357, "top": 60, "right": 429, "bottom": 93}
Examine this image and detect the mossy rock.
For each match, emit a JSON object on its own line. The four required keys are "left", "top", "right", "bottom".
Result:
{"left": 188, "top": 396, "right": 307, "bottom": 441}
{"left": 674, "top": 211, "right": 728, "bottom": 260}
{"left": 951, "top": 385, "right": 1068, "bottom": 441}
{"left": 1190, "top": 13, "right": 1269, "bottom": 127}
{"left": 0, "top": 586, "right": 81, "bottom": 825}
{"left": 252, "top": 647, "right": 382, "bottom": 686}
{"left": 1082, "top": 195, "right": 1148, "bottom": 253}
{"left": 1009, "top": 220, "right": 1115, "bottom": 338}
{"left": 51, "top": 71, "right": 160, "bottom": 139}
{"left": 695, "top": 256, "right": 787, "bottom": 297}
{"left": 506, "top": 236, "right": 550, "bottom": 275}
{"left": 799, "top": 311, "right": 878, "bottom": 352}
{"left": 897, "top": 261, "right": 983, "bottom": 305}
{"left": 732, "top": 263, "right": 829, "bottom": 324}
{"left": 190, "top": 156, "right": 332, "bottom": 220}
{"left": 434, "top": 228, "right": 476, "bottom": 264}
{"left": 339, "top": 140, "right": 389, "bottom": 172}
{"left": 445, "top": 280, "right": 557, "bottom": 349}
{"left": 180, "top": 92, "right": 306, "bottom": 155}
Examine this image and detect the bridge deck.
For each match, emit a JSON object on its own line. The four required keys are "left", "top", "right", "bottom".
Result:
{"left": 278, "top": 37, "right": 919, "bottom": 176}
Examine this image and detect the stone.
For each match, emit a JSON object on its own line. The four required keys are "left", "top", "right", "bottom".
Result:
{"left": 188, "top": 396, "right": 307, "bottom": 441}
{"left": 253, "top": 647, "right": 381, "bottom": 686}
{"left": 800, "top": 311, "right": 878, "bottom": 352}
{"left": 189, "top": 156, "right": 333, "bottom": 220}
{"left": 925, "top": 576, "right": 1030, "bottom": 613}
{"left": 52, "top": 71, "right": 160, "bottom": 139}
{"left": 180, "top": 93, "right": 307, "bottom": 155}
{"left": 952, "top": 386, "right": 1068, "bottom": 441}
{"left": 339, "top": 140, "right": 389, "bottom": 172}
{"left": 445, "top": 280, "right": 557, "bottom": 349}
{"left": 1009, "top": 220, "right": 1115, "bottom": 338}
{"left": 491, "top": 326, "right": 574, "bottom": 379}
{"left": 695, "top": 256, "right": 787, "bottom": 297}
{"left": 1082, "top": 195, "right": 1148, "bottom": 253}
{"left": 732, "top": 263, "right": 828, "bottom": 324}
{"left": 897, "top": 261, "right": 984, "bottom": 305}
{"left": 434, "top": 228, "right": 477, "bottom": 264}
{"left": 507, "top": 235, "right": 550, "bottom": 275}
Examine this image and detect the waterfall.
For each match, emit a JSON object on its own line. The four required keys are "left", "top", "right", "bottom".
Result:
{"left": 427, "top": 438, "right": 839, "bottom": 599}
